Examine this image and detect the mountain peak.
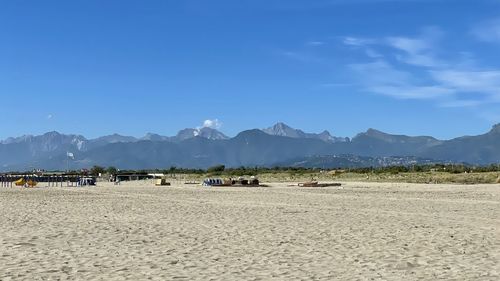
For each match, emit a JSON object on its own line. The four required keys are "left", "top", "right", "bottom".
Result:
{"left": 2, "top": 123, "right": 500, "bottom": 170}
{"left": 43, "top": 131, "right": 62, "bottom": 137}
{"left": 197, "top": 127, "right": 229, "bottom": 140}
{"left": 365, "top": 128, "right": 385, "bottom": 135}
{"left": 263, "top": 122, "right": 298, "bottom": 138}
{"left": 318, "top": 130, "right": 333, "bottom": 138}
{"left": 141, "top": 133, "right": 170, "bottom": 142}
{"left": 175, "top": 127, "right": 228, "bottom": 141}
{"left": 93, "top": 134, "right": 138, "bottom": 144}
{"left": 490, "top": 123, "right": 500, "bottom": 134}
{"left": 1, "top": 134, "right": 33, "bottom": 144}
{"left": 263, "top": 123, "right": 348, "bottom": 143}
{"left": 274, "top": 122, "right": 292, "bottom": 129}
{"left": 352, "top": 128, "right": 398, "bottom": 143}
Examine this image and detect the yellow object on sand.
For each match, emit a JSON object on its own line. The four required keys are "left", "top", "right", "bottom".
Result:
{"left": 26, "top": 180, "right": 38, "bottom": 187}
{"left": 14, "top": 178, "right": 26, "bottom": 186}
{"left": 13, "top": 178, "right": 38, "bottom": 187}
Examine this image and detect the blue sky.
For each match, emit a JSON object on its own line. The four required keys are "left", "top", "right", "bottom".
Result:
{"left": 2, "top": 0, "right": 500, "bottom": 140}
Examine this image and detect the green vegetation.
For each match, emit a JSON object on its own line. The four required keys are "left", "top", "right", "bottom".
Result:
{"left": 10, "top": 163, "right": 500, "bottom": 184}
{"left": 106, "top": 166, "right": 118, "bottom": 175}
{"left": 334, "top": 171, "right": 500, "bottom": 185}
{"left": 90, "top": 165, "right": 106, "bottom": 176}
{"left": 347, "top": 163, "right": 500, "bottom": 174}
{"left": 107, "top": 164, "right": 499, "bottom": 184}
{"left": 206, "top": 165, "right": 226, "bottom": 175}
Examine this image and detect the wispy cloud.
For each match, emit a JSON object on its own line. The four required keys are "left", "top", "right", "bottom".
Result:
{"left": 440, "top": 99, "right": 483, "bottom": 108}
{"left": 341, "top": 26, "right": 500, "bottom": 107}
{"left": 471, "top": 18, "right": 500, "bottom": 43}
{"left": 365, "top": 48, "right": 383, "bottom": 58}
{"left": 199, "top": 119, "right": 222, "bottom": 130}
{"left": 306, "top": 41, "right": 325, "bottom": 46}
{"left": 342, "top": 37, "right": 383, "bottom": 58}
{"left": 349, "top": 60, "right": 414, "bottom": 87}
{"left": 343, "top": 37, "right": 376, "bottom": 46}
{"left": 430, "top": 70, "right": 500, "bottom": 94}
{"left": 386, "top": 39, "right": 445, "bottom": 67}
{"left": 349, "top": 60, "right": 454, "bottom": 100}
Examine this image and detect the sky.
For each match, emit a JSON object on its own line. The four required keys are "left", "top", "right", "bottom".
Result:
{"left": 2, "top": 0, "right": 500, "bottom": 140}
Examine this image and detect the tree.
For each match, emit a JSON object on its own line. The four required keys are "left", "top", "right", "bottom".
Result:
{"left": 90, "top": 165, "right": 106, "bottom": 177}
{"left": 106, "top": 166, "right": 118, "bottom": 175}
{"left": 207, "top": 165, "right": 225, "bottom": 175}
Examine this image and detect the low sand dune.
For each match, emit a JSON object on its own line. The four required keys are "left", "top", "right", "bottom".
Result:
{"left": 0, "top": 181, "right": 499, "bottom": 280}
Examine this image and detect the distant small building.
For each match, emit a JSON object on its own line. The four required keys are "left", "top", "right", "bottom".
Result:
{"left": 116, "top": 172, "right": 153, "bottom": 182}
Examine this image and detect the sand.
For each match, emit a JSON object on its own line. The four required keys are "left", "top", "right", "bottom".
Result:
{"left": 0, "top": 181, "right": 499, "bottom": 280}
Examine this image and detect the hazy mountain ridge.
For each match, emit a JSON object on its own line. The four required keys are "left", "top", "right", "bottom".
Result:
{"left": 1, "top": 123, "right": 499, "bottom": 171}
{"left": 275, "top": 155, "right": 444, "bottom": 169}
{"left": 0, "top": 131, "right": 88, "bottom": 153}
{"left": 263, "top": 122, "right": 349, "bottom": 143}
{"left": 175, "top": 127, "right": 229, "bottom": 142}
{"left": 347, "top": 128, "right": 443, "bottom": 157}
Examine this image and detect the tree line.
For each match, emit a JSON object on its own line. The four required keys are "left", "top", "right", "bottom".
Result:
{"left": 9, "top": 163, "right": 498, "bottom": 177}
{"left": 84, "top": 163, "right": 500, "bottom": 177}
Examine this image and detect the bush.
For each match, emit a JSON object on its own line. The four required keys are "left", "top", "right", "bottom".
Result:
{"left": 90, "top": 166, "right": 106, "bottom": 176}
{"left": 207, "top": 165, "right": 225, "bottom": 174}
{"left": 106, "top": 166, "right": 118, "bottom": 175}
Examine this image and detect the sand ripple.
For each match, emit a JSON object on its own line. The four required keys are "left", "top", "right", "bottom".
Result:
{"left": 0, "top": 182, "right": 499, "bottom": 280}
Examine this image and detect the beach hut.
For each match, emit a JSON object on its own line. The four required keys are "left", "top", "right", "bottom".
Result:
{"left": 155, "top": 178, "right": 171, "bottom": 186}
{"left": 79, "top": 177, "right": 96, "bottom": 186}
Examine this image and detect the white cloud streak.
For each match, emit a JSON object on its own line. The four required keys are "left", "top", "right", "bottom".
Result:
{"left": 343, "top": 37, "right": 376, "bottom": 46}
{"left": 200, "top": 119, "right": 222, "bottom": 129}
{"left": 306, "top": 41, "right": 325, "bottom": 46}
{"left": 341, "top": 26, "right": 500, "bottom": 107}
{"left": 349, "top": 60, "right": 454, "bottom": 100}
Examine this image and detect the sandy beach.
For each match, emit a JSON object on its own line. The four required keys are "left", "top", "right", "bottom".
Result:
{"left": 0, "top": 181, "right": 499, "bottom": 280}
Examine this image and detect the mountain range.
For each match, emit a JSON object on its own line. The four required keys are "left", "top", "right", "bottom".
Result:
{"left": 1, "top": 123, "right": 499, "bottom": 171}
{"left": 262, "top": 122, "right": 349, "bottom": 143}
